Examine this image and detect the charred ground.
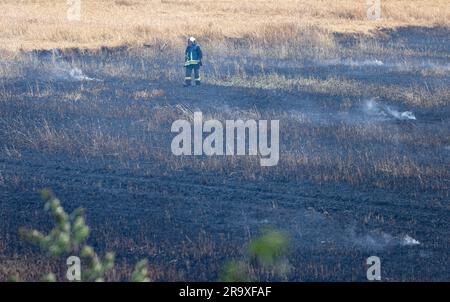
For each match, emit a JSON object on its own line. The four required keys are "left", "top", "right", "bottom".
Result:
{"left": 0, "top": 26, "right": 449, "bottom": 281}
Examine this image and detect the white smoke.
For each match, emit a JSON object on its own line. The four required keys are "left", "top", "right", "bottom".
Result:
{"left": 401, "top": 234, "right": 420, "bottom": 246}
{"left": 393, "top": 61, "right": 450, "bottom": 73}
{"left": 316, "top": 58, "right": 450, "bottom": 73}
{"left": 68, "top": 67, "right": 97, "bottom": 81}
{"left": 352, "top": 231, "right": 394, "bottom": 249}
{"left": 351, "top": 230, "right": 420, "bottom": 249}
{"left": 365, "top": 99, "right": 416, "bottom": 121}
{"left": 346, "top": 59, "right": 384, "bottom": 67}
{"left": 384, "top": 107, "right": 416, "bottom": 120}
{"left": 318, "top": 58, "right": 384, "bottom": 67}
{"left": 43, "top": 49, "right": 101, "bottom": 81}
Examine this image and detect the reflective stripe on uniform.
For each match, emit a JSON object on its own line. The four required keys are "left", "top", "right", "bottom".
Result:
{"left": 185, "top": 60, "right": 199, "bottom": 66}
{"left": 185, "top": 77, "right": 192, "bottom": 80}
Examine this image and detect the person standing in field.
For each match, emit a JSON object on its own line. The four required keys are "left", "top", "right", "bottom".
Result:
{"left": 184, "top": 37, "right": 203, "bottom": 87}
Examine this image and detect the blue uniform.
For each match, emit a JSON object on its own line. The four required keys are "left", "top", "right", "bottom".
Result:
{"left": 184, "top": 43, "right": 203, "bottom": 86}
{"left": 184, "top": 44, "right": 203, "bottom": 66}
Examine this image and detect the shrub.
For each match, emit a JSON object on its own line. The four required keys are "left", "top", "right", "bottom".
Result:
{"left": 17, "top": 189, "right": 150, "bottom": 282}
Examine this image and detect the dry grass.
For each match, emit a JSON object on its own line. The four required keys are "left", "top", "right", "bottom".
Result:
{"left": 208, "top": 73, "right": 450, "bottom": 108}
{"left": 0, "top": 48, "right": 447, "bottom": 193}
{"left": 0, "top": 1, "right": 448, "bottom": 283}
{"left": 0, "top": 0, "right": 449, "bottom": 51}
{"left": 133, "top": 89, "right": 165, "bottom": 100}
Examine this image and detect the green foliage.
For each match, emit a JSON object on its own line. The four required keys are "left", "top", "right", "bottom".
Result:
{"left": 19, "top": 189, "right": 89, "bottom": 256}
{"left": 221, "top": 227, "right": 289, "bottom": 282}
{"left": 71, "top": 209, "right": 90, "bottom": 247}
{"left": 6, "top": 274, "right": 20, "bottom": 282}
{"left": 16, "top": 190, "right": 289, "bottom": 282}
{"left": 249, "top": 228, "right": 288, "bottom": 266}
{"left": 17, "top": 189, "right": 150, "bottom": 282}
{"left": 42, "top": 273, "right": 56, "bottom": 282}
{"left": 131, "top": 259, "right": 151, "bottom": 282}
{"left": 80, "top": 246, "right": 115, "bottom": 282}
{"left": 220, "top": 261, "right": 254, "bottom": 282}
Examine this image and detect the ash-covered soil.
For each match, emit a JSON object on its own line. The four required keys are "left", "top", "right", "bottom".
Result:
{"left": 0, "top": 26, "right": 449, "bottom": 281}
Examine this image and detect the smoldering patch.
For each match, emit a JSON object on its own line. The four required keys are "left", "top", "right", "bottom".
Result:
{"left": 364, "top": 98, "right": 416, "bottom": 121}
{"left": 317, "top": 58, "right": 384, "bottom": 67}
{"left": 21, "top": 49, "right": 102, "bottom": 82}
{"left": 349, "top": 230, "right": 420, "bottom": 250}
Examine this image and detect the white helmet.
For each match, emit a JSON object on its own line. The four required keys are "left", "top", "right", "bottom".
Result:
{"left": 189, "top": 36, "right": 196, "bottom": 43}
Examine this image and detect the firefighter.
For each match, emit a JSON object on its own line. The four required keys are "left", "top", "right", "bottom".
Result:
{"left": 184, "top": 37, "right": 203, "bottom": 87}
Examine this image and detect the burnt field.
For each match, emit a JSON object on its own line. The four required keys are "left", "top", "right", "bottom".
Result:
{"left": 0, "top": 26, "right": 449, "bottom": 281}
